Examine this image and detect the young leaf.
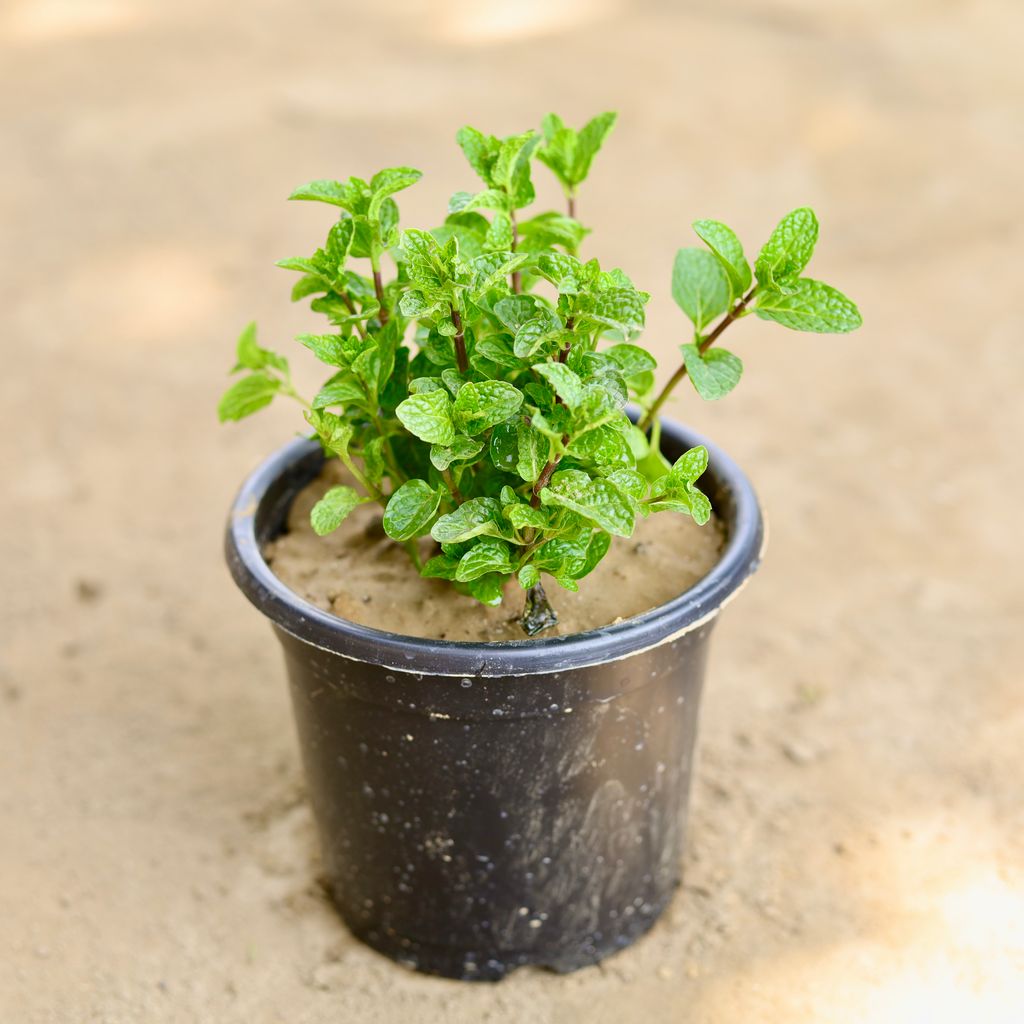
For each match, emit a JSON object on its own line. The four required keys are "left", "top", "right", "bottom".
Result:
{"left": 288, "top": 179, "right": 362, "bottom": 209}
{"left": 680, "top": 343, "right": 744, "bottom": 400}
{"left": 464, "top": 573, "right": 506, "bottom": 606}
{"left": 297, "top": 333, "right": 349, "bottom": 367}
{"left": 455, "top": 539, "right": 514, "bottom": 582}
{"left": 517, "top": 563, "right": 541, "bottom": 590}
{"left": 368, "top": 166, "right": 422, "bottom": 220}
{"left": 539, "top": 469, "right": 636, "bottom": 537}
{"left": 755, "top": 278, "right": 862, "bottom": 333}
{"left": 572, "top": 112, "right": 617, "bottom": 186}
{"left": 516, "top": 422, "right": 552, "bottom": 483}
{"left": 431, "top": 497, "right": 508, "bottom": 543}
{"left": 692, "top": 219, "right": 752, "bottom": 295}
{"left": 668, "top": 445, "right": 709, "bottom": 484}
{"left": 382, "top": 480, "right": 443, "bottom": 541}
{"left": 218, "top": 373, "right": 280, "bottom": 422}
{"left": 233, "top": 322, "right": 288, "bottom": 373}
{"left": 310, "top": 485, "right": 364, "bottom": 536}
{"left": 430, "top": 435, "right": 484, "bottom": 471}
{"left": 672, "top": 248, "right": 731, "bottom": 331}
{"left": 533, "top": 362, "right": 586, "bottom": 409}
{"left": 456, "top": 126, "right": 499, "bottom": 186}
{"left": 755, "top": 207, "right": 819, "bottom": 290}
{"left": 396, "top": 389, "right": 456, "bottom": 445}
{"left": 452, "top": 381, "right": 524, "bottom": 434}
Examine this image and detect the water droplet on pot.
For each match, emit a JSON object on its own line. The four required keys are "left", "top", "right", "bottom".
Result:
{"left": 492, "top": 708, "right": 503, "bottom": 717}
{"left": 385, "top": 674, "right": 395, "bottom": 683}
{"left": 460, "top": 678, "right": 473, "bottom": 688}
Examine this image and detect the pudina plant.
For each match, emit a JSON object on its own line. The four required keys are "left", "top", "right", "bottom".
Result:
{"left": 219, "top": 112, "right": 861, "bottom": 635}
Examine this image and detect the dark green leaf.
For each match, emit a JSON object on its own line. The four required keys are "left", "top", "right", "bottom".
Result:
{"left": 455, "top": 539, "right": 514, "bottom": 582}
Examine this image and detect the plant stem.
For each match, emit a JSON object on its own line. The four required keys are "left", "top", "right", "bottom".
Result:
{"left": 371, "top": 263, "right": 389, "bottom": 325}
{"left": 338, "top": 291, "right": 367, "bottom": 339}
{"left": 637, "top": 286, "right": 758, "bottom": 433}
{"left": 451, "top": 306, "right": 469, "bottom": 373}
{"left": 510, "top": 209, "right": 521, "bottom": 294}
{"left": 442, "top": 468, "right": 464, "bottom": 505}
{"left": 557, "top": 316, "right": 574, "bottom": 363}
{"left": 530, "top": 435, "right": 568, "bottom": 508}
{"left": 567, "top": 190, "right": 576, "bottom": 220}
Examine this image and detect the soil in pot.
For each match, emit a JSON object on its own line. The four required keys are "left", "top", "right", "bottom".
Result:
{"left": 264, "top": 459, "right": 725, "bottom": 642}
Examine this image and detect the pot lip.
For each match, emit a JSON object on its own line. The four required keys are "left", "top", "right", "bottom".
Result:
{"left": 225, "top": 417, "right": 765, "bottom": 677}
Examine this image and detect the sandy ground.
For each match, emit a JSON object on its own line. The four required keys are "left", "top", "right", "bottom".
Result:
{"left": 2, "top": 0, "right": 1023, "bottom": 1021}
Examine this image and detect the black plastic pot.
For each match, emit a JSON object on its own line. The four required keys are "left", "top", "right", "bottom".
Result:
{"left": 225, "top": 418, "right": 763, "bottom": 980}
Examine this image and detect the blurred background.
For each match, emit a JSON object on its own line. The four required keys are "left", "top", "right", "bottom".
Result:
{"left": 2, "top": 0, "right": 1022, "bottom": 1021}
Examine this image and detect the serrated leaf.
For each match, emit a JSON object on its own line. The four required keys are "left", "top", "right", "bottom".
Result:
{"left": 693, "top": 219, "right": 752, "bottom": 295}
{"left": 297, "top": 333, "right": 348, "bottom": 367}
{"left": 755, "top": 207, "right": 819, "bottom": 290}
{"left": 492, "top": 131, "right": 539, "bottom": 192}
{"left": 396, "top": 389, "right": 456, "bottom": 445}
{"left": 580, "top": 286, "right": 647, "bottom": 337}
{"left": 755, "top": 278, "right": 862, "bottom": 333}
{"left": 680, "top": 343, "right": 743, "bottom": 400}
{"left": 533, "top": 362, "right": 586, "bottom": 409}
{"left": 492, "top": 294, "right": 540, "bottom": 332}
{"left": 539, "top": 469, "right": 636, "bottom": 537}
{"left": 571, "top": 111, "right": 617, "bottom": 185}
{"left": 431, "top": 497, "right": 508, "bottom": 543}
{"left": 310, "top": 485, "right": 364, "bottom": 536}
{"left": 464, "top": 573, "right": 506, "bottom": 606}
{"left": 382, "top": 479, "right": 442, "bottom": 541}
{"left": 368, "top": 166, "right": 422, "bottom": 220}
{"left": 304, "top": 409, "right": 354, "bottom": 457}
{"left": 288, "top": 179, "right": 363, "bottom": 209}
{"left": 312, "top": 371, "right": 366, "bottom": 410}
{"left": 604, "top": 343, "right": 656, "bottom": 379}
{"left": 471, "top": 250, "right": 528, "bottom": 294}
{"left": 455, "top": 539, "right": 514, "bottom": 582}
{"left": 517, "top": 563, "right": 540, "bottom": 589}
{"left": 218, "top": 373, "right": 280, "bottom": 422}
{"left": 516, "top": 422, "right": 551, "bottom": 483}
{"left": 513, "top": 316, "right": 561, "bottom": 359}
{"left": 456, "top": 125, "right": 499, "bottom": 186}
{"left": 648, "top": 483, "right": 712, "bottom": 525}
{"left": 420, "top": 554, "right": 460, "bottom": 580}
{"left": 604, "top": 468, "right": 648, "bottom": 501}
{"left": 668, "top": 445, "right": 709, "bottom": 484}
{"left": 566, "top": 423, "right": 631, "bottom": 466}
{"left": 232, "top": 322, "right": 288, "bottom": 374}
{"left": 429, "top": 435, "right": 484, "bottom": 471}
{"left": 452, "top": 380, "right": 523, "bottom": 434}
{"left": 672, "top": 248, "right": 731, "bottom": 331}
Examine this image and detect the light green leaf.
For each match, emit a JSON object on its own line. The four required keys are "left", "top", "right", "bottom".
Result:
{"left": 539, "top": 469, "right": 636, "bottom": 537}
{"left": 313, "top": 372, "right": 365, "bottom": 410}
{"left": 517, "top": 563, "right": 540, "bottom": 589}
{"left": 513, "top": 316, "right": 561, "bottom": 359}
{"left": 310, "top": 485, "right": 364, "bottom": 536}
{"left": 431, "top": 497, "right": 507, "bottom": 543}
{"left": 429, "top": 435, "right": 484, "bottom": 471}
{"left": 693, "top": 219, "right": 752, "bottom": 295}
{"left": 465, "top": 573, "right": 506, "bottom": 606}
{"left": 368, "top": 166, "right": 422, "bottom": 220}
{"left": 755, "top": 207, "right": 818, "bottom": 289}
{"left": 516, "top": 422, "right": 552, "bottom": 483}
{"left": 233, "top": 322, "right": 288, "bottom": 374}
{"left": 567, "top": 423, "right": 631, "bottom": 466}
{"left": 396, "top": 389, "right": 456, "bottom": 445}
{"left": 382, "top": 479, "right": 442, "bottom": 541}
{"left": 571, "top": 111, "right": 617, "bottom": 185}
{"left": 297, "top": 333, "right": 348, "bottom": 367}
{"left": 755, "top": 278, "right": 862, "bottom": 333}
{"left": 456, "top": 125, "right": 498, "bottom": 185}
{"left": 672, "top": 248, "right": 731, "bottom": 331}
{"left": 668, "top": 445, "right": 709, "bottom": 484}
{"left": 604, "top": 343, "right": 656, "bottom": 379}
{"left": 218, "top": 373, "right": 280, "bottom": 422}
{"left": 304, "top": 409, "right": 354, "bottom": 457}
{"left": 680, "top": 343, "right": 743, "bottom": 400}
{"left": 288, "top": 179, "right": 363, "bottom": 209}
{"left": 452, "top": 380, "right": 524, "bottom": 434}
{"left": 455, "top": 539, "right": 514, "bottom": 582}
{"left": 533, "top": 362, "right": 586, "bottom": 409}
{"left": 581, "top": 286, "right": 647, "bottom": 336}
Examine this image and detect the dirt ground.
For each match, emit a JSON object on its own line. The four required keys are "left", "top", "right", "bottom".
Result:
{"left": 3, "top": 1, "right": 1023, "bottom": 1021}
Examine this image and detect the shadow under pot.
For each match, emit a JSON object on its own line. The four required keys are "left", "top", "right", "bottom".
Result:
{"left": 225, "top": 417, "right": 764, "bottom": 981}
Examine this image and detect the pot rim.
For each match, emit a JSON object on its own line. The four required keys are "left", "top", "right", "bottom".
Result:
{"left": 225, "top": 417, "right": 765, "bottom": 677}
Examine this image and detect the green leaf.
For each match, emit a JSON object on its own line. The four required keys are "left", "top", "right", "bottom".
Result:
{"left": 233, "top": 322, "right": 288, "bottom": 373}
{"left": 539, "top": 469, "right": 636, "bottom": 537}
{"left": 571, "top": 111, "right": 617, "bottom": 185}
{"left": 580, "top": 287, "right": 647, "bottom": 337}
{"left": 218, "top": 373, "right": 280, "bottom": 422}
{"left": 604, "top": 468, "right": 648, "bottom": 501}
{"left": 755, "top": 278, "right": 862, "bottom": 333}
{"left": 668, "top": 445, "right": 709, "bottom": 484}
{"left": 368, "top": 166, "right": 422, "bottom": 220}
{"left": 604, "top": 343, "right": 656, "bottom": 379}
{"left": 313, "top": 372, "right": 366, "bottom": 410}
{"left": 452, "top": 381, "right": 524, "bottom": 434}
{"left": 672, "top": 248, "right": 731, "bottom": 331}
{"left": 471, "top": 251, "right": 528, "bottom": 294}
{"left": 693, "top": 219, "right": 752, "bottom": 295}
{"left": 287, "top": 179, "right": 363, "bottom": 209}
{"left": 680, "top": 343, "right": 743, "bottom": 400}
{"left": 456, "top": 126, "right": 499, "bottom": 186}
{"left": 382, "top": 479, "right": 442, "bottom": 541}
{"left": 513, "top": 316, "right": 562, "bottom": 359}
{"left": 297, "top": 333, "right": 348, "bottom": 367}
{"left": 455, "top": 539, "right": 514, "bottom": 582}
{"left": 567, "top": 423, "right": 631, "bottom": 466}
{"left": 465, "top": 573, "right": 506, "bottom": 606}
{"left": 516, "top": 422, "right": 551, "bottom": 483}
{"left": 533, "top": 362, "right": 586, "bottom": 409}
{"left": 755, "top": 207, "right": 818, "bottom": 290}
{"left": 430, "top": 435, "right": 484, "bottom": 471}
{"left": 304, "top": 409, "right": 354, "bottom": 457}
{"left": 648, "top": 485, "right": 712, "bottom": 525}
{"left": 310, "top": 485, "right": 364, "bottom": 536}
{"left": 492, "top": 131, "right": 539, "bottom": 192}
{"left": 517, "top": 564, "right": 540, "bottom": 590}
{"left": 396, "top": 389, "right": 456, "bottom": 445}
{"left": 420, "top": 554, "right": 460, "bottom": 580}
{"left": 431, "top": 497, "right": 507, "bottom": 543}
{"left": 492, "top": 295, "right": 541, "bottom": 332}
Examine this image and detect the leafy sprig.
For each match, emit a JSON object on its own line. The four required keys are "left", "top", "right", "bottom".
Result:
{"left": 220, "top": 115, "right": 861, "bottom": 634}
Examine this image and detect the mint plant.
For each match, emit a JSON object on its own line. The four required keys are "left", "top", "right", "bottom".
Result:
{"left": 219, "top": 113, "right": 861, "bottom": 635}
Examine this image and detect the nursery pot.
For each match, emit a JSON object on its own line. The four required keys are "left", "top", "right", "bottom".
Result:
{"left": 225, "top": 418, "right": 763, "bottom": 980}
